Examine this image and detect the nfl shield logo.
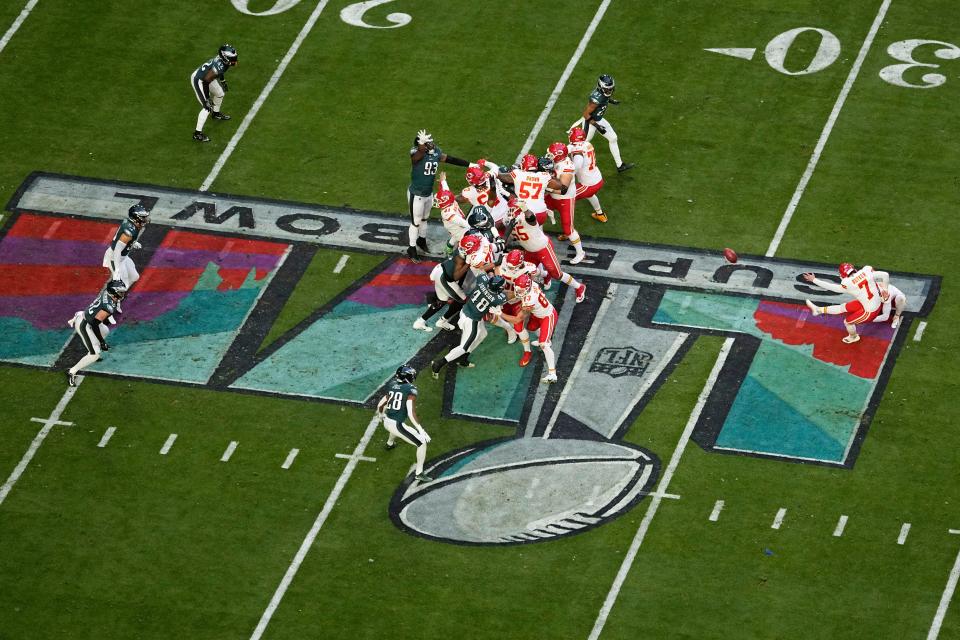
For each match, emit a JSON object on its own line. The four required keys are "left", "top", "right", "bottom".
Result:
{"left": 590, "top": 346, "right": 652, "bottom": 378}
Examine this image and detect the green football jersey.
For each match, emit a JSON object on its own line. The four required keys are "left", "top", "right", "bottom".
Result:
{"left": 409, "top": 145, "right": 443, "bottom": 196}
{"left": 383, "top": 380, "right": 418, "bottom": 423}
{"left": 83, "top": 291, "right": 118, "bottom": 322}
{"left": 588, "top": 88, "right": 610, "bottom": 121}
{"left": 463, "top": 273, "right": 507, "bottom": 321}
{"left": 110, "top": 219, "right": 142, "bottom": 257}
{"left": 439, "top": 254, "right": 460, "bottom": 282}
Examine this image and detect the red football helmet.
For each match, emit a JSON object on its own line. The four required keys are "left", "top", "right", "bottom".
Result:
{"left": 434, "top": 188, "right": 455, "bottom": 209}
{"left": 547, "top": 142, "right": 568, "bottom": 162}
{"left": 520, "top": 154, "right": 538, "bottom": 171}
{"left": 465, "top": 166, "right": 486, "bottom": 186}
{"left": 514, "top": 273, "right": 533, "bottom": 295}
{"left": 505, "top": 249, "right": 524, "bottom": 269}
{"left": 569, "top": 127, "right": 586, "bottom": 143}
{"left": 459, "top": 234, "right": 483, "bottom": 257}
{"left": 838, "top": 262, "right": 856, "bottom": 278}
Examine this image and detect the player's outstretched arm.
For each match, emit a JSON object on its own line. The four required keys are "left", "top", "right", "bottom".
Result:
{"left": 802, "top": 272, "right": 847, "bottom": 295}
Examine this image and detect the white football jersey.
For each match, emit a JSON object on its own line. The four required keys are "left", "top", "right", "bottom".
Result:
{"left": 842, "top": 266, "right": 883, "bottom": 312}
{"left": 510, "top": 169, "right": 550, "bottom": 213}
{"left": 440, "top": 202, "right": 469, "bottom": 242}
{"left": 552, "top": 157, "right": 577, "bottom": 200}
{"left": 499, "top": 260, "right": 539, "bottom": 303}
{"left": 510, "top": 210, "right": 549, "bottom": 251}
{"left": 568, "top": 141, "right": 602, "bottom": 187}
{"left": 520, "top": 282, "right": 554, "bottom": 319}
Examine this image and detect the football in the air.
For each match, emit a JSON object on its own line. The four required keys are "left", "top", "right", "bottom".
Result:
{"left": 723, "top": 247, "right": 738, "bottom": 263}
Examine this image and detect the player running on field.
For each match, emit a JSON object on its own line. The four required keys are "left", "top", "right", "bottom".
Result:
{"left": 508, "top": 198, "right": 586, "bottom": 302}
{"left": 804, "top": 262, "right": 890, "bottom": 343}
{"left": 568, "top": 74, "right": 634, "bottom": 173}
{"left": 544, "top": 141, "right": 586, "bottom": 264}
{"left": 431, "top": 273, "right": 508, "bottom": 377}
{"left": 66, "top": 279, "right": 127, "bottom": 387}
{"left": 567, "top": 126, "right": 607, "bottom": 222}
{"left": 376, "top": 365, "right": 433, "bottom": 483}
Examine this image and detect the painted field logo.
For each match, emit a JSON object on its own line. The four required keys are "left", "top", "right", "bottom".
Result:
{"left": 590, "top": 346, "right": 652, "bottom": 378}
{"left": 1, "top": 173, "right": 942, "bottom": 546}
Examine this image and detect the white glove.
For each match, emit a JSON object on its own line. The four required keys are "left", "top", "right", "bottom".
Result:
{"left": 416, "top": 129, "right": 433, "bottom": 146}
{"left": 131, "top": 241, "right": 142, "bottom": 250}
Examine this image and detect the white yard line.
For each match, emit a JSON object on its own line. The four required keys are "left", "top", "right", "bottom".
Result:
{"left": 915, "top": 321, "right": 928, "bottom": 342}
{"left": 159, "top": 433, "right": 178, "bottom": 455}
{"left": 898, "top": 523, "right": 912, "bottom": 545}
{"left": 97, "top": 426, "right": 116, "bottom": 448}
{"left": 515, "top": 0, "right": 613, "bottom": 163}
{"left": 833, "top": 514, "right": 848, "bottom": 537}
{"left": 249, "top": 415, "right": 381, "bottom": 640}
{"left": 708, "top": 499, "right": 724, "bottom": 522}
{"left": 200, "top": 0, "right": 334, "bottom": 191}
{"left": 588, "top": 337, "right": 733, "bottom": 640}
{"left": 0, "top": 0, "right": 39, "bottom": 57}
{"left": 764, "top": 0, "right": 892, "bottom": 257}
{"left": 281, "top": 448, "right": 300, "bottom": 469}
{"left": 333, "top": 254, "right": 350, "bottom": 274}
{"left": 334, "top": 452, "right": 376, "bottom": 463}
{"left": 0, "top": 379, "right": 81, "bottom": 506}
{"left": 772, "top": 507, "right": 787, "bottom": 530}
{"left": 927, "top": 545, "right": 960, "bottom": 640}
{"left": 221, "top": 441, "right": 238, "bottom": 462}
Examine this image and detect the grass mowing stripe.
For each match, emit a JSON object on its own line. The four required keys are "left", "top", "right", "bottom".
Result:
{"left": 0, "top": 0, "right": 38, "bottom": 56}
{"left": 765, "top": 0, "right": 892, "bottom": 258}
{"left": 928, "top": 546, "right": 960, "bottom": 640}
{"left": 250, "top": 414, "right": 381, "bottom": 640}
{"left": 588, "top": 337, "right": 734, "bottom": 640}
{"left": 0, "top": 376, "right": 81, "bottom": 506}
{"left": 200, "top": 0, "right": 334, "bottom": 192}
{"left": 515, "top": 0, "right": 613, "bottom": 163}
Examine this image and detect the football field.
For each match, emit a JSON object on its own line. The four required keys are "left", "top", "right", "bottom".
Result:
{"left": 1, "top": 1, "right": 959, "bottom": 638}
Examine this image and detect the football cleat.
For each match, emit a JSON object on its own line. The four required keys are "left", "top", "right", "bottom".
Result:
{"left": 842, "top": 334, "right": 861, "bottom": 344}
{"left": 519, "top": 352, "right": 532, "bottom": 368}
{"left": 412, "top": 318, "right": 432, "bottom": 332}
{"left": 384, "top": 441, "right": 397, "bottom": 450}
{"left": 414, "top": 473, "right": 433, "bottom": 483}
{"left": 891, "top": 315, "right": 901, "bottom": 329}
{"left": 569, "top": 126, "right": 587, "bottom": 143}
{"left": 805, "top": 300, "right": 822, "bottom": 316}
{"left": 541, "top": 371, "right": 558, "bottom": 384}
{"left": 570, "top": 251, "right": 586, "bottom": 266}
{"left": 128, "top": 204, "right": 150, "bottom": 225}
{"left": 66, "top": 371, "right": 78, "bottom": 387}
{"left": 617, "top": 162, "right": 635, "bottom": 173}
{"left": 395, "top": 364, "right": 417, "bottom": 383}
{"left": 506, "top": 327, "right": 518, "bottom": 344}
{"left": 547, "top": 142, "right": 569, "bottom": 162}
{"left": 193, "top": 131, "right": 210, "bottom": 142}
{"left": 598, "top": 74, "right": 615, "bottom": 96}
{"left": 575, "top": 283, "right": 586, "bottom": 303}
{"left": 520, "top": 154, "right": 538, "bottom": 171}
{"left": 839, "top": 262, "right": 856, "bottom": 278}
{"left": 212, "top": 111, "right": 231, "bottom": 121}
{"left": 592, "top": 211, "right": 608, "bottom": 222}
{"left": 406, "top": 246, "right": 421, "bottom": 263}
{"left": 219, "top": 44, "right": 238, "bottom": 66}
{"left": 436, "top": 317, "right": 456, "bottom": 331}
{"left": 417, "top": 237, "right": 429, "bottom": 252}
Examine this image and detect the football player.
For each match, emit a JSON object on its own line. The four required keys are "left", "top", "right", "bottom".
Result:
{"left": 431, "top": 273, "right": 508, "bottom": 377}
{"left": 567, "top": 126, "right": 606, "bottom": 222}
{"left": 458, "top": 162, "right": 510, "bottom": 227}
{"left": 508, "top": 198, "right": 586, "bottom": 302}
{"left": 376, "top": 365, "right": 432, "bottom": 483}
{"left": 103, "top": 204, "right": 150, "bottom": 291}
{"left": 66, "top": 279, "right": 127, "bottom": 386}
{"left": 496, "top": 154, "right": 569, "bottom": 226}
{"left": 502, "top": 273, "right": 560, "bottom": 383}
{"left": 873, "top": 282, "right": 907, "bottom": 329}
{"left": 804, "top": 263, "right": 891, "bottom": 343}
{"left": 568, "top": 74, "right": 634, "bottom": 173}
{"left": 497, "top": 249, "right": 540, "bottom": 367}
{"left": 464, "top": 206, "right": 504, "bottom": 267}
{"left": 190, "top": 44, "right": 238, "bottom": 142}
{"left": 544, "top": 142, "right": 586, "bottom": 264}
{"left": 407, "top": 129, "right": 470, "bottom": 263}
{"left": 413, "top": 234, "right": 479, "bottom": 333}
{"left": 435, "top": 172, "right": 469, "bottom": 253}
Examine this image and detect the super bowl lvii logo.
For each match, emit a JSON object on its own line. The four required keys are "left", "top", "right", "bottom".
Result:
{"left": 1, "top": 174, "right": 940, "bottom": 545}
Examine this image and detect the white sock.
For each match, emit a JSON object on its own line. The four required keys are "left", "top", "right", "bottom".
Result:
{"left": 542, "top": 344, "right": 556, "bottom": 372}
{"left": 518, "top": 329, "right": 531, "bottom": 351}
{"left": 569, "top": 230, "right": 584, "bottom": 254}
{"left": 415, "top": 444, "right": 427, "bottom": 475}
{"left": 407, "top": 224, "right": 419, "bottom": 247}
{"left": 70, "top": 353, "right": 100, "bottom": 375}
{"left": 560, "top": 272, "right": 581, "bottom": 289}
{"left": 609, "top": 139, "right": 624, "bottom": 166}
{"left": 587, "top": 195, "right": 602, "bottom": 211}
{"left": 196, "top": 109, "right": 209, "bottom": 132}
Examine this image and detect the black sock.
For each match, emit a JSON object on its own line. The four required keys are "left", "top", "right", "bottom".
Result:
{"left": 444, "top": 302, "right": 463, "bottom": 321}
{"left": 421, "top": 299, "right": 446, "bottom": 321}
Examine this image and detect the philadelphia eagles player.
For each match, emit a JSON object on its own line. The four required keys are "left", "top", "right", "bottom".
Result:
{"left": 407, "top": 129, "right": 470, "bottom": 262}
{"left": 568, "top": 74, "right": 634, "bottom": 173}
{"left": 431, "top": 273, "right": 507, "bottom": 377}
{"left": 66, "top": 279, "right": 127, "bottom": 387}
{"left": 190, "top": 44, "right": 238, "bottom": 142}
{"left": 376, "top": 365, "right": 433, "bottom": 482}
{"left": 103, "top": 204, "right": 150, "bottom": 291}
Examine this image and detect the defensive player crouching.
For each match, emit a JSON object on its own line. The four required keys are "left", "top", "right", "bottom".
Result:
{"left": 804, "top": 262, "right": 890, "bottom": 343}
{"left": 376, "top": 365, "right": 433, "bottom": 483}
{"left": 507, "top": 197, "right": 585, "bottom": 302}
{"left": 66, "top": 279, "right": 127, "bottom": 386}
{"left": 567, "top": 126, "right": 607, "bottom": 222}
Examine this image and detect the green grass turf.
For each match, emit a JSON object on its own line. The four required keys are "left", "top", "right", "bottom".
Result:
{"left": 2, "top": 0, "right": 960, "bottom": 638}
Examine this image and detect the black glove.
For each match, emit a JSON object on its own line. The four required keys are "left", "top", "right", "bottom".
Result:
{"left": 593, "top": 122, "right": 607, "bottom": 135}
{"left": 100, "top": 341, "right": 109, "bottom": 352}
{"left": 608, "top": 98, "right": 620, "bottom": 105}
{"left": 221, "top": 79, "right": 229, "bottom": 93}
{"left": 203, "top": 99, "right": 214, "bottom": 112}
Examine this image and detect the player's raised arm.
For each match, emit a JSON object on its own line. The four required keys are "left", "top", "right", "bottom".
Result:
{"left": 802, "top": 272, "right": 847, "bottom": 295}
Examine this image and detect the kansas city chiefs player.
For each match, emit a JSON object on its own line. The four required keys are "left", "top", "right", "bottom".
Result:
{"left": 508, "top": 197, "right": 586, "bottom": 303}
{"left": 499, "top": 273, "right": 560, "bottom": 383}
{"left": 497, "top": 154, "right": 568, "bottom": 225}
{"left": 497, "top": 249, "right": 541, "bottom": 367}
{"left": 459, "top": 162, "right": 509, "bottom": 227}
{"left": 543, "top": 141, "right": 586, "bottom": 265}
{"left": 567, "top": 126, "right": 606, "bottom": 222}
{"left": 435, "top": 172, "right": 468, "bottom": 252}
{"left": 803, "top": 262, "right": 891, "bottom": 343}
